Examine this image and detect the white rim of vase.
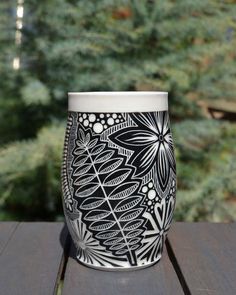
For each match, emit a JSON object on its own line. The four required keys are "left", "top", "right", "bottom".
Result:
{"left": 68, "top": 91, "right": 168, "bottom": 113}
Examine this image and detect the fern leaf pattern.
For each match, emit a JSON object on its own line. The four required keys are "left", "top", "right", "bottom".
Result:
{"left": 66, "top": 214, "right": 128, "bottom": 267}
{"left": 71, "top": 125, "right": 146, "bottom": 266}
{"left": 62, "top": 111, "right": 176, "bottom": 269}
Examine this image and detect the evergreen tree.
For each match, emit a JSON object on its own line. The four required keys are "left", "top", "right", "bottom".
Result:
{"left": 0, "top": 124, "right": 64, "bottom": 220}
{"left": 1, "top": 0, "right": 236, "bottom": 143}
{"left": 0, "top": 0, "right": 236, "bottom": 220}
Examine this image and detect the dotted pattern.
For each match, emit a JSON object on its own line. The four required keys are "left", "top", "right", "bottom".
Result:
{"left": 142, "top": 181, "right": 161, "bottom": 214}
{"left": 78, "top": 113, "right": 124, "bottom": 134}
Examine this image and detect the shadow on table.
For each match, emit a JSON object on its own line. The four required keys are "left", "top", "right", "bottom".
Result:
{"left": 59, "top": 221, "right": 85, "bottom": 264}
{"left": 58, "top": 223, "right": 178, "bottom": 294}
{"left": 58, "top": 221, "right": 165, "bottom": 264}
{"left": 59, "top": 222, "right": 75, "bottom": 259}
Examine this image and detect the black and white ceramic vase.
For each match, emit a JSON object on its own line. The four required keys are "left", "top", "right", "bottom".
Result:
{"left": 61, "top": 92, "right": 176, "bottom": 270}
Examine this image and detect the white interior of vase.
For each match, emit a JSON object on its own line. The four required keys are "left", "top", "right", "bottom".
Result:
{"left": 68, "top": 92, "right": 168, "bottom": 112}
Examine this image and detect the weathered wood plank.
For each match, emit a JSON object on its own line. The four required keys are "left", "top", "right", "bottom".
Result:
{"left": 168, "top": 222, "right": 236, "bottom": 295}
{"left": 198, "top": 100, "right": 236, "bottom": 121}
{"left": 62, "top": 243, "right": 184, "bottom": 295}
{"left": 0, "top": 222, "right": 68, "bottom": 295}
{"left": 0, "top": 222, "right": 19, "bottom": 254}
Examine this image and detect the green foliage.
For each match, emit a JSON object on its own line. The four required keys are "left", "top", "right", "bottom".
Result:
{"left": 21, "top": 79, "right": 51, "bottom": 106}
{"left": 0, "top": 0, "right": 236, "bottom": 221}
{"left": 173, "top": 120, "right": 236, "bottom": 221}
{"left": 0, "top": 124, "right": 65, "bottom": 220}
{"left": 2, "top": 0, "right": 236, "bottom": 144}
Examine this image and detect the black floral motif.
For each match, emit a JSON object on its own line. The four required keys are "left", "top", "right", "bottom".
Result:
{"left": 110, "top": 112, "right": 176, "bottom": 191}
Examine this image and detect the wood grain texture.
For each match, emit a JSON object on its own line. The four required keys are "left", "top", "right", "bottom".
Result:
{"left": 0, "top": 222, "right": 19, "bottom": 254}
{"left": 0, "top": 222, "right": 68, "bottom": 295}
{"left": 62, "top": 243, "right": 184, "bottom": 295}
{"left": 168, "top": 222, "right": 236, "bottom": 295}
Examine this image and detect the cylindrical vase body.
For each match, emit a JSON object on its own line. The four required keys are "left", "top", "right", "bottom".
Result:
{"left": 61, "top": 92, "right": 176, "bottom": 270}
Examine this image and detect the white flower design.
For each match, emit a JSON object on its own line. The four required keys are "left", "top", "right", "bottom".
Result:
{"left": 137, "top": 195, "right": 175, "bottom": 263}
{"left": 110, "top": 112, "right": 176, "bottom": 190}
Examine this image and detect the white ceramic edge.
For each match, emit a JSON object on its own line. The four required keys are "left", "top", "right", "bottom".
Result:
{"left": 68, "top": 91, "right": 168, "bottom": 112}
{"left": 76, "top": 252, "right": 162, "bottom": 271}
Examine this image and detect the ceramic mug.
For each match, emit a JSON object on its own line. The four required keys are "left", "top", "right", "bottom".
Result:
{"left": 61, "top": 92, "right": 176, "bottom": 270}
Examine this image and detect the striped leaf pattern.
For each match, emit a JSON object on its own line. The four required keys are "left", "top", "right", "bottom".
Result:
{"left": 71, "top": 126, "right": 145, "bottom": 266}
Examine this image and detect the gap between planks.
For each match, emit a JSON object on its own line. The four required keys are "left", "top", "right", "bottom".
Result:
{"left": 61, "top": 234, "right": 185, "bottom": 295}
{"left": 0, "top": 222, "right": 19, "bottom": 255}
{"left": 55, "top": 227, "right": 72, "bottom": 295}
{"left": 166, "top": 237, "right": 192, "bottom": 295}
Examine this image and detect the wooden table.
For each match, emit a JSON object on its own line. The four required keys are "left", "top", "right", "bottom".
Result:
{"left": 0, "top": 222, "right": 236, "bottom": 295}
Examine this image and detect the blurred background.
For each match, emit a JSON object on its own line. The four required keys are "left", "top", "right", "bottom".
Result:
{"left": 0, "top": 0, "right": 236, "bottom": 222}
